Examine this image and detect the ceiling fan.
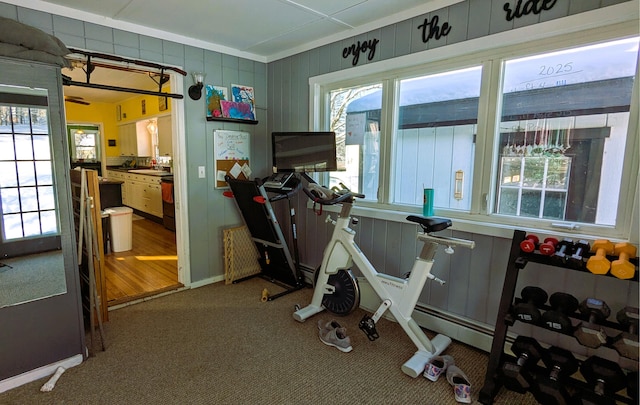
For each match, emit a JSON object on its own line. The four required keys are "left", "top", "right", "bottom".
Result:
{"left": 64, "top": 95, "right": 90, "bottom": 106}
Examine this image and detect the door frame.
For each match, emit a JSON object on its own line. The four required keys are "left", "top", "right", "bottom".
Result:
{"left": 62, "top": 64, "right": 191, "bottom": 293}
{"left": 167, "top": 72, "right": 191, "bottom": 288}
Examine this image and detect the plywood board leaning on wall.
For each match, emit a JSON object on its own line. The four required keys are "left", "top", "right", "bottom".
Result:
{"left": 69, "top": 169, "right": 108, "bottom": 323}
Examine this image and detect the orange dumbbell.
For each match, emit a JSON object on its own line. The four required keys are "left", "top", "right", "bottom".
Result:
{"left": 611, "top": 242, "right": 638, "bottom": 279}
{"left": 586, "top": 240, "right": 614, "bottom": 275}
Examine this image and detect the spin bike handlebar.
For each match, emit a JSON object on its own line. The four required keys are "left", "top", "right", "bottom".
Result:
{"left": 267, "top": 176, "right": 303, "bottom": 203}
{"left": 302, "top": 183, "right": 365, "bottom": 205}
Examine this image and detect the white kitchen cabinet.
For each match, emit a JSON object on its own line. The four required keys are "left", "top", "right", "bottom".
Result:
{"left": 118, "top": 123, "right": 137, "bottom": 157}
{"left": 117, "top": 172, "right": 164, "bottom": 218}
{"left": 118, "top": 122, "right": 152, "bottom": 157}
{"left": 142, "top": 182, "right": 163, "bottom": 217}
{"left": 127, "top": 179, "right": 144, "bottom": 212}
{"left": 157, "top": 115, "right": 172, "bottom": 157}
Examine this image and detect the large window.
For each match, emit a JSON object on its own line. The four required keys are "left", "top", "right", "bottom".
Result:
{"left": 0, "top": 93, "right": 60, "bottom": 256}
{"left": 495, "top": 39, "right": 637, "bottom": 227}
{"left": 314, "top": 26, "right": 639, "bottom": 239}
{"left": 391, "top": 67, "right": 481, "bottom": 212}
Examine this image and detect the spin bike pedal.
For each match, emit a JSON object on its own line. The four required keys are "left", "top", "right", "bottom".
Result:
{"left": 359, "top": 315, "right": 379, "bottom": 341}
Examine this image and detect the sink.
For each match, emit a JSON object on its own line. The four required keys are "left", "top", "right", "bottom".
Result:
{"left": 128, "top": 169, "right": 171, "bottom": 176}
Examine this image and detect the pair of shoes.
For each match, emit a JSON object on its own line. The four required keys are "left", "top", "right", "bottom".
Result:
{"left": 317, "top": 319, "right": 353, "bottom": 353}
{"left": 446, "top": 365, "right": 472, "bottom": 403}
{"left": 423, "top": 355, "right": 455, "bottom": 381}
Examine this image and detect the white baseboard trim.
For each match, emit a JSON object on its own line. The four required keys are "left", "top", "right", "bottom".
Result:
{"left": 189, "top": 275, "right": 225, "bottom": 289}
{"left": 0, "top": 354, "right": 83, "bottom": 394}
{"left": 108, "top": 275, "right": 224, "bottom": 311}
{"left": 108, "top": 286, "right": 190, "bottom": 311}
{"left": 357, "top": 278, "right": 495, "bottom": 353}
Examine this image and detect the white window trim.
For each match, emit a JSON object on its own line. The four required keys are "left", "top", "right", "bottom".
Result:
{"left": 308, "top": 2, "right": 640, "bottom": 242}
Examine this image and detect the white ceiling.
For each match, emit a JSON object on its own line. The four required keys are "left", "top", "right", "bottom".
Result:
{"left": 15, "top": 0, "right": 457, "bottom": 104}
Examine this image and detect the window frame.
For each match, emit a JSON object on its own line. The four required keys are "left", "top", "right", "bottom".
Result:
{"left": 0, "top": 90, "right": 61, "bottom": 257}
{"left": 309, "top": 15, "right": 639, "bottom": 241}
{"left": 67, "top": 124, "right": 101, "bottom": 161}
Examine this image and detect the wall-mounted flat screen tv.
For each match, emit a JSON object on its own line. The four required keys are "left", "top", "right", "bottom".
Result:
{"left": 271, "top": 131, "right": 338, "bottom": 172}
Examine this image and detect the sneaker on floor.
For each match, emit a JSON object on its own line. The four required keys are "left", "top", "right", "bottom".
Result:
{"left": 423, "top": 355, "right": 455, "bottom": 382}
{"left": 319, "top": 325, "right": 353, "bottom": 353}
{"left": 317, "top": 319, "right": 342, "bottom": 336}
{"left": 446, "top": 365, "right": 472, "bottom": 403}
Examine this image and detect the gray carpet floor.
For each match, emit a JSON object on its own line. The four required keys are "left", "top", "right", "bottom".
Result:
{"left": 0, "top": 251, "right": 66, "bottom": 308}
{"left": 1, "top": 278, "right": 539, "bottom": 404}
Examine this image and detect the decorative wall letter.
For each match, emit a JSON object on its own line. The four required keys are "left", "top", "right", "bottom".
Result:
{"left": 342, "top": 38, "right": 379, "bottom": 66}
{"left": 504, "top": 0, "right": 558, "bottom": 21}
{"left": 417, "top": 15, "right": 452, "bottom": 43}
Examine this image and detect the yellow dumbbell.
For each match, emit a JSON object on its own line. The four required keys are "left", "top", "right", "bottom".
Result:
{"left": 586, "top": 240, "right": 614, "bottom": 275}
{"left": 611, "top": 242, "right": 637, "bottom": 279}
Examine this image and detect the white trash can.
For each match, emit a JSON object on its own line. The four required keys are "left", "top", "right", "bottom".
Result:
{"left": 107, "top": 207, "right": 133, "bottom": 252}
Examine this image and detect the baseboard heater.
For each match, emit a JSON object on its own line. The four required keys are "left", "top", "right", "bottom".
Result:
{"left": 298, "top": 264, "right": 316, "bottom": 285}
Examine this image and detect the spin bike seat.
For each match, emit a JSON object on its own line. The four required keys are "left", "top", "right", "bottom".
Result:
{"left": 406, "top": 216, "right": 452, "bottom": 233}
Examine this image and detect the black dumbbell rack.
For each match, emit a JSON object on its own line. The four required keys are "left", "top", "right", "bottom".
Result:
{"left": 479, "top": 229, "right": 639, "bottom": 405}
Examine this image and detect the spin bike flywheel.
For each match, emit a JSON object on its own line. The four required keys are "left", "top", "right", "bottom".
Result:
{"left": 313, "top": 267, "right": 360, "bottom": 316}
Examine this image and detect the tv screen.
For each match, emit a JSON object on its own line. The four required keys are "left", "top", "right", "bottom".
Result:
{"left": 271, "top": 131, "right": 338, "bottom": 173}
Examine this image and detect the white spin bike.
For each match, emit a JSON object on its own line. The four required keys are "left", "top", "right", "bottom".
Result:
{"left": 293, "top": 180, "right": 475, "bottom": 377}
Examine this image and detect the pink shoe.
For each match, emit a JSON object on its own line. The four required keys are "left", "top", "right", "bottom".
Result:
{"left": 446, "top": 365, "right": 472, "bottom": 403}
{"left": 423, "top": 355, "right": 454, "bottom": 382}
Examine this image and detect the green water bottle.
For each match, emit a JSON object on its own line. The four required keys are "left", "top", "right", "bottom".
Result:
{"left": 423, "top": 188, "right": 434, "bottom": 217}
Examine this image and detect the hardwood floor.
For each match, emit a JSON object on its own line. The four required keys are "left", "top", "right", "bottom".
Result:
{"left": 104, "top": 216, "right": 182, "bottom": 306}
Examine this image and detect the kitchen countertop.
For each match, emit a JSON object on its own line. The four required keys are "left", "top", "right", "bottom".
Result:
{"left": 128, "top": 169, "right": 173, "bottom": 176}
{"left": 106, "top": 166, "right": 133, "bottom": 173}
{"left": 106, "top": 166, "right": 173, "bottom": 176}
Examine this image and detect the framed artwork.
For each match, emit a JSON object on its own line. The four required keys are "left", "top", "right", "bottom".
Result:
{"left": 116, "top": 105, "right": 122, "bottom": 121}
{"left": 220, "top": 100, "right": 254, "bottom": 120}
{"left": 141, "top": 99, "right": 146, "bottom": 115}
{"left": 226, "top": 84, "right": 255, "bottom": 120}
{"left": 205, "top": 85, "right": 228, "bottom": 118}
{"left": 159, "top": 96, "right": 167, "bottom": 111}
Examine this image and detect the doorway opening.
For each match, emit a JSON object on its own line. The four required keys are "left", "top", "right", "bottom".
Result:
{"left": 62, "top": 57, "right": 188, "bottom": 308}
